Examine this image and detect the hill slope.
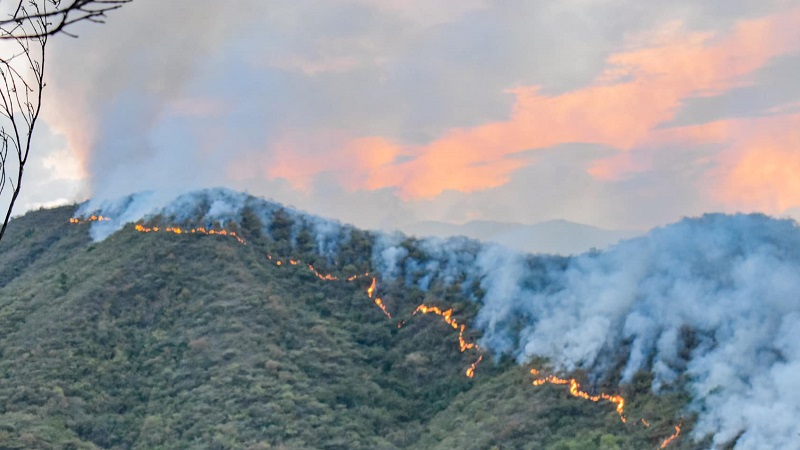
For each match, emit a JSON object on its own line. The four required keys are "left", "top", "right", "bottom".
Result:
{"left": 0, "top": 200, "right": 690, "bottom": 450}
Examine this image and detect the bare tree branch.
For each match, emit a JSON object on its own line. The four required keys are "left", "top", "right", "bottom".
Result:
{"left": 0, "top": 0, "right": 129, "bottom": 243}
{"left": 0, "top": 1, "right": 47, "bottom": 242}
{"left": 0, "top": 0, "right": 131, "bottom": 39}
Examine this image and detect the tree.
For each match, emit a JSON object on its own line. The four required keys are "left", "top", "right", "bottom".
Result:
{"left": 1, "top": 0, "right": 130, "bottom": 39}
{"left": 0, "top": 0, "right": 130, "bottom": 243}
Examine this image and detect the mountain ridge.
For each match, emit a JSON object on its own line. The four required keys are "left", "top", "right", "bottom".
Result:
{"left": 3, "top": 188, "right": 799, "bottom": 449}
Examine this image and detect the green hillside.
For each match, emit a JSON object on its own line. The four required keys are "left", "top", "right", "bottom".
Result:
{"left": 0, "top": 206, "right": 692, "bottom": 449}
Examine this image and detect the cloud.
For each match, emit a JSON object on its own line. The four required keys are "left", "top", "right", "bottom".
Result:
{"left": 265, "top": 8, "right": 800, "bottom": 203}
{"left": 662, "top": 53, "right": 800, "bottom": 127}
{"left": 715, "top": 115, "right": 800, "bottom": 212}
{"left": 20, "top": 0, "right": 797, "bottom": 232}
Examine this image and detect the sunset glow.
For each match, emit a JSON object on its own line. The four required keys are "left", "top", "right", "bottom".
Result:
{"left": 25, "top": 2, "right": 797, "bottom": 232}
{"left": 262, "top": 8, "right": 800, "bottom": 218}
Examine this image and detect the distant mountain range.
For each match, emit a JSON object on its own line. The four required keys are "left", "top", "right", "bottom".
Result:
{"left": 402, "top": 219, "right": 643, "bottom": 255}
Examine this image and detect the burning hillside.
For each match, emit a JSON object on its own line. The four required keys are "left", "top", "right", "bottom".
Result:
{"left": 62, "top": 188, "right": 800, "bottom": 449}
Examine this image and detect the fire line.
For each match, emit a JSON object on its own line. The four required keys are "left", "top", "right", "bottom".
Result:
{"left": 71, "top": 216, "right": 684, "bottom": 447}
{"left": 660, "top": 423, "right": 681, "bottom": 448}
{"left": 530, "top": 368, "right": 626, "bottom": 423}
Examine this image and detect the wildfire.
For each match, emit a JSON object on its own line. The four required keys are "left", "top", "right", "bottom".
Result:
{"left": 458, "top": 325, "right": 475, "bottom": 352}
{"left": 133, "top": 223, "right": 246, "bottom": 245}
{"left": 69, "top": 218, "right": 687, "bottom": 444}
{"left": 528, "top": 370, "right": 681, "bottom": 448}
{"left": 660, "top": 424, "right": 681, "bottom": 448}
{"left": 268, "top": 257, "right": 371, "bottom": 284}
{"left": 374, "top": 297, "right": 392, "bottom": 318}
{"left": 530, "top": 369, "right": 626, "bottom": 423}
{"left": 71, "top": 216, "right": 246, "bottom": 244}
{"left": 413, "top": 305, "right": 459, "bottom": 329}
{"left": 465, "top": 355, "right": 483, "bottom": 378}
{"left": 307, "top": 263, "right": 340, "bottom": 280}
{"left": 69, "top": 215, "right": 110, "bottom": 224}
{"left": 269, "top": 260, "right": 482, "bottom": 376}
{"left": 413, "top": 304, "right": 483, "bottom": 377}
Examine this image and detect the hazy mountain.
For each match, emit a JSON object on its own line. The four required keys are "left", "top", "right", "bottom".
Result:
{"left": 402, "top": 219, "right": 642, "bottom": 255}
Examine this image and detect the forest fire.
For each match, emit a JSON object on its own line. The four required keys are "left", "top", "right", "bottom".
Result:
{"left": 71, "top": 215, "right": 247, "bottom": 244}
{"left": 374, "top": 297, "right": 392, "bottom": 318}
{"left": 69, "top": 217, "right": 683, "bottom": 446}
{"left": 529, "top": 369, "right": 681, "bottom": 448}
{"left": 413, "top": 304, "right": 483, "bottom": 377}
{"left": 413, "top": 304, "right": 459, "bottom": 329}
{"left": 69, "top": 215, "right": 109, "bottom": 224}
{"left": 660, "top": 424, "right": 681, "bottom": 448}
{"left": 70, "top": 220, "right": 482, "bottom": 381}
{"left": 133, "top": 223, "right": 247, "bottom": 244}
{"left": 266, "top": 258, "right": 482, "bottom": 375}
{"left": 465, "top": 355, "right": 483, "bottom": 378}
{"left": 306, "top": 263, "right": 342, "bottom": 280}
{"left": 530, "top": 369, "right": 626, "bottom": 423}
{"left": 458, "top": 325, "right": 475, "bottom": 352}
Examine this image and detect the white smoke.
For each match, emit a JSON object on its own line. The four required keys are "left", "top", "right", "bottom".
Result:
{"left": 484, "top": 213, "right": 800, "bottom": 450}
{"left": 76, "top": 191, "right": 165, "bottom": 241}
{"left": 74, "top": 190, "right": 800, "bottom": 449}
{"left": 366, "top": 212, "right": 800, "bottom": 449}
{"left": 75, "top": 188, "right": 352, "bottom": 254}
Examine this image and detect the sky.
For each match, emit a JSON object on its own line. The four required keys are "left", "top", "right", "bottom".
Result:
{"left": 11, "top": 0, "right": 800, "bottom": 232}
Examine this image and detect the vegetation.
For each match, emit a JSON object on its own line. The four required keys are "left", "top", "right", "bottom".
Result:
{"left": 0, "top": 206, "right": 694, "bottom": 449}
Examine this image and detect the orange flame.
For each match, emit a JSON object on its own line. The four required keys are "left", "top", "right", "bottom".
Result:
{"left": 466, "top": 355, "right": 483, "bottom": 378}
{"left": 69, "top": 215, "right": 110, "bottom": 224}
{"left": 374, "top": 297, "right": 392, "bottom": 318}
{"left": 660, "top": 424, "right": 681, "bottom": 449}
{"left": 458, "top": 325, "right": 475, "bottom": 352}
{"left": 530, "top": 369, "right": 626, "bottom": 423}
{"left": 641, "top": 418, "right": 651, "bottom": 428}
{"left": 367, "top": 277, "right": 377, "bottom": 298}
{"left": 413, "top": 305, "right": 458, "bottom": 329}
{"left": 413, "top": 304, "right": 483, "bottom": 376}
{"left": 307, "top": 263, "right": 340, "bottom": 280}
{"left": 132, "top": 223, "right": 246, "bottom": 245}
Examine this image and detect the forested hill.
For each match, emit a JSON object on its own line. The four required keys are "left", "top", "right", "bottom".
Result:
{"left": 0, "top": 202, "right": 691, "bottom": 449}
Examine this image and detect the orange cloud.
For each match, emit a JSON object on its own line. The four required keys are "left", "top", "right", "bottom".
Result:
{"left": 266, "top": 133, "right": 405, "bottom": 191}
{"left": 715, "top": 114, "right": 800, "bottom": 212}
{"left": 264, "top": 8, "right": 800, "bottom": 201}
